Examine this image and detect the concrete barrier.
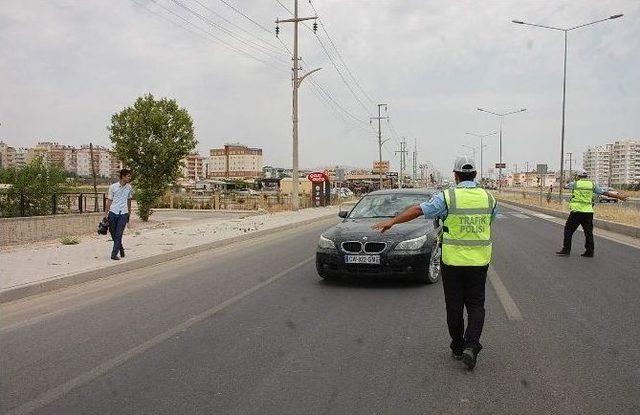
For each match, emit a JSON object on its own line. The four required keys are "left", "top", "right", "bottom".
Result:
{"left": 497, "top": 198, "right": 640, "bottom": 239}
{"left": 0, "top": 212, "right": 105, "bottom": 246}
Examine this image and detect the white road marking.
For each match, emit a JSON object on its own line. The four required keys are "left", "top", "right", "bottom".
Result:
{"left": 5, "top": 256, "right": 315, "bottom": 415}
{"left": 496, "top": 213, "right": 507, "bottom": 219}
{"left": 488, "top": 266, "right": 523, "bottom": 321}
{"left": 511, "top": 213, "right": 530, "bottom": 219}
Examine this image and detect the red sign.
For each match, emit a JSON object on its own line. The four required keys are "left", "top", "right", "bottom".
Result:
{"left": 307, "top": 172, "right": 328, "bottom": 182}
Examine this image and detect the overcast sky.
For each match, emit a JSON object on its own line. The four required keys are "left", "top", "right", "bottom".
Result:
{"left": 1, "top": 0, "right": 638, "bottom": 175}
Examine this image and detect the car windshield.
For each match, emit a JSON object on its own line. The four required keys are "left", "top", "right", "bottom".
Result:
{"left": 348, "top": 193, "right": 430, "bottom": 219}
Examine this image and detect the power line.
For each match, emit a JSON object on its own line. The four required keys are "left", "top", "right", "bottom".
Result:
{"left": 134, "top": 0, "right": 288, "bottom": 73}
{"left": 309, "top": 78, "right": 371, "bottom": 129}
{"left": 311, "top": 30, "right": 372, "bottom": 116}
{"left": 307, "top": 0, "right": 376, "bottom": 105}
{"left": 274, "top": 0, "right": 293, "bottom": 14}
{"left": 190, "top": 0, "right": 287, "bottom": 56}
{"left": 169, "top": 0, "right": 290, "bottom": 65}
{"left": 217, "top": 0, "right": 275, "bottom": 34}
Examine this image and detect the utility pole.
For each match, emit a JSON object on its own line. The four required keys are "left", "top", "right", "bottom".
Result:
{"left": 276, "top": 1, "right": 320, "bottom": 211}
{"left": 396, "top": 137, "right": 409, "bottom": 189}
{"left": 370, "top": 104, "right": 388, "bottom": 189}
{"left": 89, "top": 143, "right": 99, "bottom": 212}
{"left": 413, "top": 138, "right": 418, "bottom": 187}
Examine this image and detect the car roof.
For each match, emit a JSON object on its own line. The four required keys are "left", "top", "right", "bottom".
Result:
{"left": 366, "top": 188, "right": 436, "bottom": 196}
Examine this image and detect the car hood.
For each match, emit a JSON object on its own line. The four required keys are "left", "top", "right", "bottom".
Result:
{"left": 323, "top": 218, "right": 436, "bottom": 242}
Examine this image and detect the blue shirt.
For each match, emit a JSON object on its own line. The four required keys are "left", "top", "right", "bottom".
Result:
{"left": 567, "top": 181, "right": 605, "bottom": 195}
{"left": 108, "top": 182, "right": 133, "bottom": 214}
{"left": 419, "top": 181, "right": 498, "bottom": 221}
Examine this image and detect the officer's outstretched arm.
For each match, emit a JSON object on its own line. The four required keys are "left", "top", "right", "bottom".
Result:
{"left": 372, "top": 205, "right": 423, "bottom": 233}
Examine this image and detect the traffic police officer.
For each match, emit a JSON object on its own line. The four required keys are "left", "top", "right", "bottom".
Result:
{"left": 556, "top": 170, "right": 628, "bottom": 257}
{"left": 373, "top": 156, "right": 497, "bottom": 370}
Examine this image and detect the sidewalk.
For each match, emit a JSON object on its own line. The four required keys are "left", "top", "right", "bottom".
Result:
{"left": 0, "top": 207, "right": 339, "bottom": 302}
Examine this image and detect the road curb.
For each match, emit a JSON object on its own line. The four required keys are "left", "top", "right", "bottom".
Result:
{"left": 497, "top": 198, "right": 640, "bottom": 238}
{"left": 0, "top": 212, "right": 338, "bottom": 304}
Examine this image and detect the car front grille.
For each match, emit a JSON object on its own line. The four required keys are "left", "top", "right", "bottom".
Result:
{"left": 341, "top": 241, "right": 362, "bottom": 253}
{"left": 364, "top": 242, "right": 386, "bottom": 253}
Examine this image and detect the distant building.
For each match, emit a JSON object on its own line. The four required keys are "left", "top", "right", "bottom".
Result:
{"left": 0, "top": 141, "right": 15, "bottom": 169}
{"left": 76, "top": 145, "right": 113, "bottom": 178}
{"left": 584, "top": 139, "right": 639, "bottom": 186}
{"left": 208, "top": 143, "right": 263, "bottom": 179}
{"left": 181, "top": 153, "right": 205, "bottom": 181}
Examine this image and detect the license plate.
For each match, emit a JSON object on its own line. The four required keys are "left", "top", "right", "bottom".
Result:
{"left": 345, "top": 255, "right": 380, "bottom": 264}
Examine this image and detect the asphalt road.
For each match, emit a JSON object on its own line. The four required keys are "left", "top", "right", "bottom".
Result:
{"left": 2, "top": 207, "right": 639, "bottom": 414}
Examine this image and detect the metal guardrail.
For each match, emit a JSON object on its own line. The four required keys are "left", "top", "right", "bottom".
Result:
{"left": 0, "top": 191, "right": 107, "bottom": 218}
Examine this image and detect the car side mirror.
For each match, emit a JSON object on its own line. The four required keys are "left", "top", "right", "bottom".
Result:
{"left": 338, "top": 210, "right": 348, "bottom": 218}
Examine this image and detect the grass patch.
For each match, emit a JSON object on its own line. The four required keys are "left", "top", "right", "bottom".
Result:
{"left": 60, "top": 235, "right": 80, "bottom": 245}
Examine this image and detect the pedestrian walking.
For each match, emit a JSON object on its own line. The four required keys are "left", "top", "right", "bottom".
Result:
{"left": 555, "top": 171, "right": 627, "bottom": 257}
{"left": 104, "top": 169, "right": 133, "bottom": 260}
{"left": 372, "top": 156, "right": 497, "bottom": 370}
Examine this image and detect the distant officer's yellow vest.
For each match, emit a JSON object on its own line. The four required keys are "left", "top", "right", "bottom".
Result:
{"left": 569, "top": 179, "right": 594, "bottom": 213}
{"left": 442, "top": 187, "right": 496, "bottom": 266}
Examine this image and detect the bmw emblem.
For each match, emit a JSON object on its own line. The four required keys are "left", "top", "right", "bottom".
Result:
{"left": 362, "top": 236, "right": 368, "bottom": 241}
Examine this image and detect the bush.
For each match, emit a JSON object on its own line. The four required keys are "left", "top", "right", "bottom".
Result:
{"left": 0, "top": 158, "right": 67, "bottom": 217}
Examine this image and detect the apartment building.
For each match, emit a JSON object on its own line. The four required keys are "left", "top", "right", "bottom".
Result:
{"left": 181, "top": 153, "right": 205, "bottom": 181}
{"left": 584, "top": 139, "right": 639, "bottom": 186}
{"left": 208, "top": 144, "right": 263, "bottom": 179}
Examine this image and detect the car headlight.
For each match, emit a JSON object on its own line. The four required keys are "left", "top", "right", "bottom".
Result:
{"left": 394, "top": 234, "right": 427, "bottom": 250}
{"left": 318, "top": 234, "right": 336, "bottom": 249}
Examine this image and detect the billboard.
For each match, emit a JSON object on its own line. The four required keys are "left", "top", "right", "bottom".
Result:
{"left": 372, "top": 160, "right": 390, "bottom": 173}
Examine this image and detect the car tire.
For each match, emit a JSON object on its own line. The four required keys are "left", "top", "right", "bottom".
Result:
{"left": 415, "top": 241, "right": 441, "bottom": 284}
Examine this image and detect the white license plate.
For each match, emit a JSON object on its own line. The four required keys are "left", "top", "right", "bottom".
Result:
{"left": 345, "top": 255, "right": 380, "bottom": 264}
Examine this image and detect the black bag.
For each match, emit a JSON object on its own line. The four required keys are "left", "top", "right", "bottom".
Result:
{"left": 97, "top": 218, "right": 109, "bottom": 235}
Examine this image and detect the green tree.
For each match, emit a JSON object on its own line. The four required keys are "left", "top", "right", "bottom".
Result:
{"left": 0, "top": 157, "right": 67, "bottom": 217}
{"left": 108, "top": 93, "right": 197, "bottom": 221}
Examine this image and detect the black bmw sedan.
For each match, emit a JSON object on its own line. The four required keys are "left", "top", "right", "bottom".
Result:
{"left": 316, "top": 189, "right": 442, "bottom": 283}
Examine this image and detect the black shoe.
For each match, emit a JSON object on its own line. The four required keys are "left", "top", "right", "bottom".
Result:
{"left": 111, "top": 255, "right": 120, "bottom": 261}
{"left": 452, "top": 350, "right": 463, "bottom": 361}
{"left": 119, "top": 248, "right": 125, "bottom": 258}
{"left": 555, "top": 250, "right": 570, "bottom": 256}
{"left": 462, "top": 348, "right": 477, "bottom": 370}
{"left": 581, "top": 251, "right": 594, "bottom": 257}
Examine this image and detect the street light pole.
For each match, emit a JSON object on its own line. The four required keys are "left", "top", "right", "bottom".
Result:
{"left": 512, "top": 13, "right": 623, "bottom": 203}
{"left": 461, "top": 144, "right": 477, "bottom": 161}
{"left": 466, "top": 131, "right": 497, "bottom": 182}
{"left": 477, "top": 108, "right": 526, "bottom": 191}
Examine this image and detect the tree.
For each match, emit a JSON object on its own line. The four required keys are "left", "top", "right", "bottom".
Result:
{"left": 108, "top": 94, "right": 197, "bottom": 221}
{"left": 0, "top": 157, "right": 67, "bottom": 217}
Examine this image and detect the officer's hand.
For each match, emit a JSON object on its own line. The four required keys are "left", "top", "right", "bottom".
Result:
{"left": 372, "top": 220, "right": 394, "bottom": 233}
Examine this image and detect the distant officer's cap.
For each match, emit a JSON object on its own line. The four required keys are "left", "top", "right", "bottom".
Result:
{"left": 453, "top": 155, "right": 477, "bottom": 173}
{"left": 578, "top": 170, "right": 588, "bottom": 177}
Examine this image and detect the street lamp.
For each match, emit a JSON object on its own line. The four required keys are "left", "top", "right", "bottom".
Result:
{"left": 477, "top": 108, "right": 526, "bottom": 191}
{"left": 512, "top": 13, "right": 623, "bottom": 203}
{"left": 465, "top": 131, "right": 497, "bottom": 181}
{"left": 461, "top": 144, "right": 478, "bottom": 161}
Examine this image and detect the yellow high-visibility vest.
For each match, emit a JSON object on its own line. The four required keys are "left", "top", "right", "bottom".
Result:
{"left": 442, "top": 187, "right": 496, "bottom": 266}
{"left": 569, "top": 179, "right": 594, "bottom": 213}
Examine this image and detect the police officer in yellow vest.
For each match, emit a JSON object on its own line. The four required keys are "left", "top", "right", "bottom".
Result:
{"left": 373, "top": 156, "right": 497, "bottom": 370}
{"left": 556, "top": 171, "right": 628, "bottom": 257}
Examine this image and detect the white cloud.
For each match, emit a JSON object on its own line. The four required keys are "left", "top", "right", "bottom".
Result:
{"left": 0, "top": 0, "right": 638, "bottom": 176}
